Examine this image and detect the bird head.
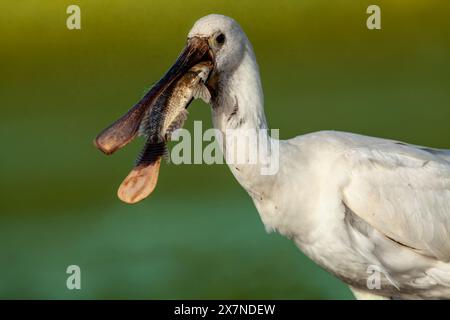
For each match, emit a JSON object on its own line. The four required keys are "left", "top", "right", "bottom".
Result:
{"left": 188, "top": 14, "right": 246, "bottom": 76}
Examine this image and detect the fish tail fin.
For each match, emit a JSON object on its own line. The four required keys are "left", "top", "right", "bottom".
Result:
{"left": 135, "top": 139, "right": 166, "bottom": 166}
{"left": 162, "top": 144, "right": 170, "bottom": 164}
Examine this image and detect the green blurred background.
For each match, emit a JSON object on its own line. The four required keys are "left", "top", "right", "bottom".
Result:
{"left": 1, "top": 0, "right": 449, "bottom": 299}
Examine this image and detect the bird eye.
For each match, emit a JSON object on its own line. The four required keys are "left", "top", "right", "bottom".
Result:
{"left": 215, "top": 33, "right": 225, "bottom": 45}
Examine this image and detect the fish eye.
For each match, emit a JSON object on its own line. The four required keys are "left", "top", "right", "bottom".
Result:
{"left": 215, "top": 33, "right": 225, "bottom": 45}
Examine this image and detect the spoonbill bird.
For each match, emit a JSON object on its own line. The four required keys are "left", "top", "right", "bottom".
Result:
{"left": 108, "top": 14, "right": 450, "bottom": 299}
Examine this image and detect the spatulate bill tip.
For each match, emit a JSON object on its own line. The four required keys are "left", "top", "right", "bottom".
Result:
{"left": 93, "top": 136, "right": 115, "bottom": 155}
{"left": 94, "top": 127, "right": 139, "bottom": 155}
{"left": 117, "top": 159, "right": 161, "bottom": 204}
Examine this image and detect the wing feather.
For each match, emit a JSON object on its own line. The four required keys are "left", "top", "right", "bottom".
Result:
{"left": 342, "top": 141, "right": 450, "bottom": 260}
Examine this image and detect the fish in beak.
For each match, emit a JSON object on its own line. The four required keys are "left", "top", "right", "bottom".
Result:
{"left": 94, "top": 37, "right": 213, "bottom": 155}
{"left": 94, "top": 37, "right": 214, "bottom": 204}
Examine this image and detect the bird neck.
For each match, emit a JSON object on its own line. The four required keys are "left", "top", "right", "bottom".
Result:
{"left": 212, "top": 46, "right": 267, "bottom": 133}
{"left": 211, "top": 45, "right": 280, "bottom": 196}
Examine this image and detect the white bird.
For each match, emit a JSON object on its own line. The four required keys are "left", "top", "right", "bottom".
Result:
{"left": 183, "top": 14, "right": 450, "bottom": 300}
{"left": 99, "top": 14, "right": 450, "bottom": 299}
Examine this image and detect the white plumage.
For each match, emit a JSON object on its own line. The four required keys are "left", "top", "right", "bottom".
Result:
{"left": 189, "top": 14, "right": 450, "bottom": 299}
